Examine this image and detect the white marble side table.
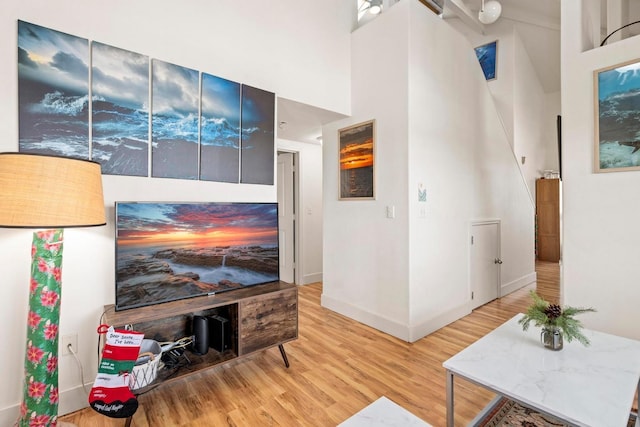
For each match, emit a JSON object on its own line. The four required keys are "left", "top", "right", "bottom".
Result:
{"left": 338, "top": 396, "right": 432, "bottom": 427}
{"left": 443, "top": 313, "right": 640, "bottom": 426}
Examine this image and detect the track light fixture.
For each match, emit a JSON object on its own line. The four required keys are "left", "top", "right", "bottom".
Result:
{"left": 360, "top": 0, "right": 383, "bottom": 15}
{"left": 478, "top": 0, "right": 502, "bottom": 25}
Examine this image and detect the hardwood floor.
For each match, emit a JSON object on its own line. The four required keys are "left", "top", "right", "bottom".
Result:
{"left": 60, "top": 261, "right": 560, "bottom": 426}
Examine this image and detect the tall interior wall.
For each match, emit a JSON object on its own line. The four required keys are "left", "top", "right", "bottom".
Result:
{"left": 322, "top": 3, "right": 412, "bottom": 339}
{"left": 407, "top": 1, "right": 535, "bottom": 338}
{"left": 322, "top": 0, "right": 535, "bottom": 342}
{"left": 0, "top": 0, "right": 353, "bottom": 421}
{"left": 561, "top": 0, "right": 640, "bottom": 339}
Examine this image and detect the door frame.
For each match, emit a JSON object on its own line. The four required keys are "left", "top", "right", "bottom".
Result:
{"left": 469, "top": 219, "right": 502, "bottom": 306}
{"left": 277, "top": 150, "right": 301, "bottom": 285}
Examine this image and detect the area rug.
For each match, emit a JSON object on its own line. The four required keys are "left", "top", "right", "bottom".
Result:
{"left": 476, "top": 397, "right": 637, "bottom": 427}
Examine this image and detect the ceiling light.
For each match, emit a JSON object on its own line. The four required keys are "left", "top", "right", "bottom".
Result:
{"left": 359, "top": 0, "right": 383, "bottom": 16}
{"left": 478, "top": 0, "right": 501, "bottom": 25}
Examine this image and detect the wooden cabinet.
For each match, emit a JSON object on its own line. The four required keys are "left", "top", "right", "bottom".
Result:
{"left": 103, "top": 281, "right": 298, "bottom": 387}
{"left": 239, "top": 290, "right": 298, "bottom": 355}
{"left": 536, "top": 178, "right": 560, "bottom": 262}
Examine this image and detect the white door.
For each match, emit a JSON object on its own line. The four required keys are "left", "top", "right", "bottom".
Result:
{"left": 470, "top": 221, "right": 501, "bottom": 310}
{"left": 277, "top": 152, "right": 295, "bottom": 283}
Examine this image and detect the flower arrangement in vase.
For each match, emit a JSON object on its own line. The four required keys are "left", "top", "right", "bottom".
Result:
{"left": 518, "top": 290, "right": 596, "bottom": 350}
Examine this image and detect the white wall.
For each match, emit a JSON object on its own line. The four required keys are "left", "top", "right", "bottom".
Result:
{"left": 0, "top": 0, "right": 353, "bottom": 421}
{"left": 543, "top": 91, "right": 562, "bottom": 173}
{"left": 322, "top": 0, "right": 535, "bottom": 343}
{"left": 561, "top": 0, "right": 640, "bottom": 339}
{"left": 277, "top": 138, "right": 324, "bottom": 285}
{"left": 513, "top": 28, "right": 545, "bottom": 201}
{"left": 407, "top": 2, "right": 477, "bottom": 338}
{"left": 464, "top": 18, "right": 560, "bottom": 287}
{"left": 322, "top": 3, "right": 411, "bottom": 339}
{"left": 408, "top": 1, "right": 535, "bottom": 338}
{"left": 449, "top": 17, "right": 562, "bottom": 202}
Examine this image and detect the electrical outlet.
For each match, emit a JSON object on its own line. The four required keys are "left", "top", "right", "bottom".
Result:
{"left": 61, "top": 334, "right": 78, "bottom": 356}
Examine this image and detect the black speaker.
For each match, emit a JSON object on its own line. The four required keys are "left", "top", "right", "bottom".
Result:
{"left": 208, "top": 315, "right": 230, "bottom": 352}
{"left": 192, "top": 315, "right": 209, "bottom": 355}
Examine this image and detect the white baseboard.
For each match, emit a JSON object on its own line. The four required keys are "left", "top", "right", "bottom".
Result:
{"left": 501, "top": 271, "right": 537, "bottom": 296}
{"left": 408, "top": 302, "right": 471, "bottom": 343}
{"left": 321, "top": 294, "right": 470, "bottom": 343}
{"left": 302, "top": 272, "right": 322, "bottom": 285}
{"left": 321, "top": 294, "right": 410, "bottom": 341}
{"left": 0, "top": 405, "right": 18, "bottom": 427}
{"left": 0, "top": 383, "right": 92, "bottom": 424}
{"left": 59, "top": 383, "right": 91, "bottom": 416}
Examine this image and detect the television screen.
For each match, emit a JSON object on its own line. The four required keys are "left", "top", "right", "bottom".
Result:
{"left": 115, "top": 202, "right": 279, "bottom": 311}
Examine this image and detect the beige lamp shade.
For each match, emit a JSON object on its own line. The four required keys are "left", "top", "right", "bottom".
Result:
{"left": 0, "top": 152, "right": 106, "bottom": 228}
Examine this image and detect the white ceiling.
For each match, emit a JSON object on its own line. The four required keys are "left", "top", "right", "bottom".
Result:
{"left": 276, "top": 97, "right": 347, "bottom": 145}
{"left": 277, "top": 0, "right": 640, "bottom": 145}
{"left": 444, "top": 0, "right": 640, "bottom": 93}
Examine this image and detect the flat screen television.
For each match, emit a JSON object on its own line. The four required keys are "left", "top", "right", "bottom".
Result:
{"left": 115, "top": 202, "right": 279, "bottom": 311}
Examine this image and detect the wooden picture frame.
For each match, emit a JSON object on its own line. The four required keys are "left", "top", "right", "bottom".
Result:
{"left": 594, "top": 58, "right": 640, "bottom": 172}
{"left": 339, "top": 120, "right": 375, "bottom": 200}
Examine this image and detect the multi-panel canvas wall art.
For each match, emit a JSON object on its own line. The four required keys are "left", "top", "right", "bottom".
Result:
{"left": 474, "top": 41, "right": 497, "bottom": 81}
{"left": 152, "top": 59, "right": 199, "bottom": 179}
{"left": 18, "top": 20, "right": 89, "bottom": 159}
{"left": 92, "top": 42, "right": 149, "bottom": 176}
{"left": 200, "top": 73, "right": 241, "bottom": 183}
{"left": 339, "top": 120, "right": 375, "bottom": 200}
{"left": 16, "top": 21, "right": 276, "bottom": 185}
{"left": 240, "top": 85, "right": 275, "bottom": 185}
{"left": 594, "top": 58, "right": 640, "bottom": 172}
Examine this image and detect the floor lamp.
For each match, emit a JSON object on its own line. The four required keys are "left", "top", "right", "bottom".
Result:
{"left": 0, "top": 153, "right": 106, "bottom": 427}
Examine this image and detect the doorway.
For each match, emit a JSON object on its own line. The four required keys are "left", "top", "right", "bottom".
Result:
{"left": 277, "top": 151, "right": 298, "bottom": 284}
{"left": 470, "top": 220, "right": 501, "bottom": 310}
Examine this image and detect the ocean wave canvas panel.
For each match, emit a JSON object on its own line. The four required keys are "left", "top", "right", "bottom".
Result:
{"left": 240, "top": 85, "right": 275, "bottom": 185}
{"left": 18, "top": 21, "right": 89, "bottom": 159}
{"left": 200, "top": 73, "right": 241, "bottom": 183}
{"left": 152, "top": 59, "right": 199, "bottom": 179}
{"left": 595, "top": 59, "right": 640, "bottom": 172}
{"left": 92, "top": 42, "right": 149, "bottom": 176}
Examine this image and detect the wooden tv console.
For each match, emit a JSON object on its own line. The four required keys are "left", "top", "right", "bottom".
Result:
{"left": 102, "top": 281, "right": 297, "bottom": 413}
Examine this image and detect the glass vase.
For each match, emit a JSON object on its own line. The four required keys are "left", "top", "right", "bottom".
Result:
{"left": 541, "top": 326, "right": 563, "bottom": 350}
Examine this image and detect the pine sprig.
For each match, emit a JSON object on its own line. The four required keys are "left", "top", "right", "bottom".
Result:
{"left": 518, "top": 290, "right": 596, "bottom": 346}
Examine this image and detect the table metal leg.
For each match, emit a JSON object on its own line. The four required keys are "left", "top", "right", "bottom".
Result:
{"left": 636, "top": 380, "right": 639, "bottom": 427}
{"left": 446, "top": 369, "right": 454, "bottom": 427}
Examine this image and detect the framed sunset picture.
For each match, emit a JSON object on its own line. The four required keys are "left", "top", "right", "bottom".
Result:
{"left": 339, "top": 120, "right": 375, "bottom": 200}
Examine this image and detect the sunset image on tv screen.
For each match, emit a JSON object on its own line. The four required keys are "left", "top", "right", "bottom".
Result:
{"left": 115, "top": 202, "right": 279, "bottom": 310}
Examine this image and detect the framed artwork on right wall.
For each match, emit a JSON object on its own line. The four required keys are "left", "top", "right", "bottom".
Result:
{"left": 594, "top": 58, "right": 640, "bottom": 172}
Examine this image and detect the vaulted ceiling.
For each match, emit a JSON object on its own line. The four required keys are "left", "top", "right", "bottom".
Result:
{"left": 277, "top": 0, "right": 640, "bottom": 145}
{"left": 444, "top": 0, "right": 561, "bottom": 93}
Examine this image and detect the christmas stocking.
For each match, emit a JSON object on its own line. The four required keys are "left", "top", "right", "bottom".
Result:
{"left": 89, "top": 325, "right": 144, "bottom": 418}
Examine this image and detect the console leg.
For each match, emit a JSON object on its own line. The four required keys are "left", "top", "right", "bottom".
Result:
{"left": 124, "top": 416, "right": 132, "bottom": 427}
{"left": 278, "top": 344, "right": 290, "bottom": 368}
